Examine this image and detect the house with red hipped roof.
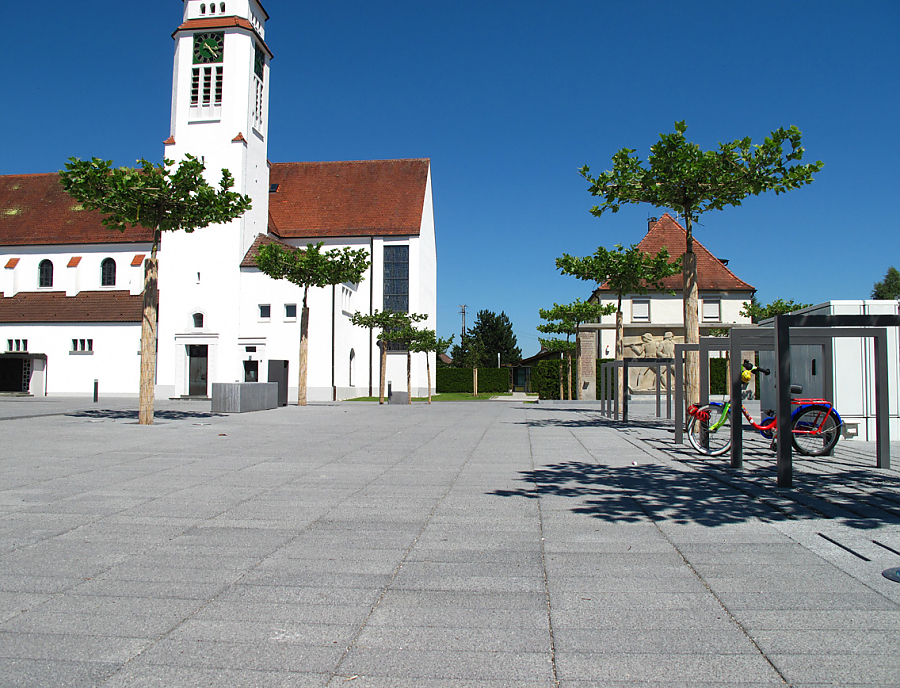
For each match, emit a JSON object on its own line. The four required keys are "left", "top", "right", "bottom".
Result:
{"left": 580, "top": 213, "right": 754, "bottom": 394}
{"left": 0, "top": 0, "right": 436, "bottom": 400}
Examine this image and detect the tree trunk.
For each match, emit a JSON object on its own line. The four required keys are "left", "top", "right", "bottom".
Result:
{"left": 426, "top": 355, "right": 432, "bottom": 404}
{"left": 407, "top": 350, "right": 412, "bottom": 404}
{"left": 138, "top": 255, "right": 159, "bottom": 425}
{"left": 298, "top": 305, "right": 309, "bottom": 406}
{"left": 683, "top": 250, "right": 700, "bottom": 410}
{"left": 575, "top": 328, "right": 582, "bottom": 401}
{"left": 558, "top": 354, "right": 563, "bottom": 400}
{"left": 615, "top": 308, "right": 624, "bottom": 415}
{"left": 379, "top": 342, "right": 387, "bottom": 404}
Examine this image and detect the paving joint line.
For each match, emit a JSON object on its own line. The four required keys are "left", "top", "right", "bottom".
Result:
{"left": 96, "top": 410, "right": 457, "bottom": 684}
{"left": 527, "top": 410, "right": 561, "bottom": 688}
{"left": 327, "top": 405, "right": 500, "bottom": 683}
{"left": 566, "top": 428, "right": 792, "bottom": 686}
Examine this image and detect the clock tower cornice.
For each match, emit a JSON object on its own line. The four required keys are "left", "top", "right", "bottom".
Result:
{"left": 173, "top": 17, "right": 273, "bottom": 58}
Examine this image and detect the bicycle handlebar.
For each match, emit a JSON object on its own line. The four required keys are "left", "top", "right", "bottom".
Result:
{"left": 742, "top": 360, "right": 770, "bottom": 376}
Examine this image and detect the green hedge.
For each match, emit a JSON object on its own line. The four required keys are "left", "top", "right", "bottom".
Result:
{"left": 436, "top": 367, "right": 510, "bottom": 393}
{"left": 531, "top": 359, "right": 615, "bottom": 400}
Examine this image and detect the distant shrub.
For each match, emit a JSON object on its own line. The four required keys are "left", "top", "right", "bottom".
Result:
{"left": 436, "top": 367, "right": 509, "bottom": 393}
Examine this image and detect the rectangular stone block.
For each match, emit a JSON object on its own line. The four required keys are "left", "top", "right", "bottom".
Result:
{"left": 211, "top": 383, "right": 278, "bottom": 413}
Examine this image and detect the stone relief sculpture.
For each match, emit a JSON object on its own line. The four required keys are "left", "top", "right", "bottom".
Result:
{"left": 626, "top": 331, "right": 678, "bottom": 392}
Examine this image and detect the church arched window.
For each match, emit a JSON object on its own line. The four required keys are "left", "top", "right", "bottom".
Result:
{"left": 100, "top": 258, "right": 116, "bottom": 287}
{"left": 220, "top": 3, "right": 225, "bottom": 13}
{"left": 192, "top": 313, "right": 204, "bottom": 329}
{"left": 39, "top": 260, "right": 53, "bottom": 288}
{"left": 200, "top": 3, "right": 206, "bottom": 14}
{"left": 209, "top": 3, "right": 216, "bottom": 13}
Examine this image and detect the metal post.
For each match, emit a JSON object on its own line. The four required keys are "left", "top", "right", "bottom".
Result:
{"left": 729, "top": 330, "right": 743, "bottom": 469}
{"left": 655, "top": 362, "right": 661, "bottom": 418}
{"left": 874, "top": 330, "right": 890, "bottom": 469}
{"left": 622, "top": 358, "right": 629, "bottom": 423}
{"left": 775, "top": 316, "right": 793, "bottom": 488}
{"left": 93, "top": 379, "right": 98, "bottom": 403}
{"left": 666, "top": 363, "right": 672, "bottom": 420}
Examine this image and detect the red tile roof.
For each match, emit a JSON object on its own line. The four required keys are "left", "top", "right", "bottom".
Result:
{"left": 67, "top": 256, "right": 81, "bottom": 268}
{"left": 267, "top": 159, "right": 429, "bottom": 239}
{"left": 595, "top": 213, "right": 754, "bottom": 293}
{"left": 240, "top": 233, "right": 297, "bottom": 268}
{"left": 5, "top": 258, "right": 18, "bottom": 269}
{"left": 0, "top": 174, "right": 154, "bottom": 247}
{"left": 130, "top": 254, "right": 145, "bottom": 267}
{"left": 173, "top": 17, "right": 273, "bottom": 57}
{"left": 0, "top": 290, "right": 143, "bottom": 323}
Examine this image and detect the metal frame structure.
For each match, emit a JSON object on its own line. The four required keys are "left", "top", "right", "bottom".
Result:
{"left": 599, "top": 358, "right": 673, "bottom": 422}
{"left": 771, "top": 314, "right": 899, "bottom": 487}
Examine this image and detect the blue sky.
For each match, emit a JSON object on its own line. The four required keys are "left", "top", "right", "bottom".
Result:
{"left": 3, "top": 0, "right": 898, "bottom": 356}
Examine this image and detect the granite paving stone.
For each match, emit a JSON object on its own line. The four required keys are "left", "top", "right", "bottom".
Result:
{"left": 0, "top": 395, "right": 897, "bottom": 686}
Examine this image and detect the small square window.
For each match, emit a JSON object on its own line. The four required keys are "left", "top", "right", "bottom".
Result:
{"left": 702, "top": 298, "right": 721, "bottom": 322}
{"left": 285, "top": 303, "right": 297, "bottom": 320}
{"left": 259, "top": 304, "right": 271, "bottom": 320}
{"left": 632, "top": 299, "right": 650, "bottom": 322}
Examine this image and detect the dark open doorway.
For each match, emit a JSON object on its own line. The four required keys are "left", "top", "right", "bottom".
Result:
{"left": 187, "top": 345, "right": 208, "bottom": 397}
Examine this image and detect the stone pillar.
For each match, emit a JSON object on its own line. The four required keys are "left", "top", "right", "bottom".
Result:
{"left": 577, "top": 331, "right": 597, "bottom": 400}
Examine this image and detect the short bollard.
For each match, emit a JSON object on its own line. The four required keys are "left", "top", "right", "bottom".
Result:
{"left": 93, "top": 379, "right": 99, "bottom": 403}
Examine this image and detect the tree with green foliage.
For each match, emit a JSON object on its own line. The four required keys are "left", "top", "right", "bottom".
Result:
{"left": 448, "top": 336, "right": 479, "bottom": 369}
{"left": 740, "top": 296, "right": 813, "bottom": 323}
{"left": 256, "top": 242, "right": 371, "bottom": 406}
{"left": 452, "top": 310, "right": 521, "bottom": 368}
{"left": 579, "top": 121, "right": 823, "bottom": 407}
{"left": 557, "top": 244, "right": 680, "bottom": 407}
{"left": 409, "top": 329, "right": 453, "bottom": 403}
{"left": 59, "top": 155, "right": 252, "bottom": 425}
{"left": 350, "top": 310, "right": 427, "bottom": 404}
{"left": 538, "top": 299, "right": 613, "bottom": 400}
{"left": 872, "top": 266, "right": 900, "bottom": 301}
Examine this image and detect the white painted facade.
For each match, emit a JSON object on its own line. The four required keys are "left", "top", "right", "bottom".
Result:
{"left": 0, "top": 0, "right": 437, "bottom": 401}
{"left": 590, "top": 291, "right": 751, "bottom": 358}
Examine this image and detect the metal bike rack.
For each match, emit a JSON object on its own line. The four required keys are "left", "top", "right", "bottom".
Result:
{"left": 600, "top": 358, "right": 673, "bottom": 422}
{"left": 771, "top": 314, "right": 899, "bottom": 487}
{"left": 727, "top": 328, "right": 834, "bottom": 470}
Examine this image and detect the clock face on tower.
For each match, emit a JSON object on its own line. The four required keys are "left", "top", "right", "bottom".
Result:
{"left": 193, "top": 32, "right": 225, "bottom": 64}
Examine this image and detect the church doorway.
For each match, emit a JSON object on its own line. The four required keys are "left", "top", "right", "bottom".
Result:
{"left": 187, "top": 345, "right": 208, "bottom": 397}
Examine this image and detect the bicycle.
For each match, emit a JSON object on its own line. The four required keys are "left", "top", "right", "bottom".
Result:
{"left": 686, "top": 361, "right": 843, "bottom": 457}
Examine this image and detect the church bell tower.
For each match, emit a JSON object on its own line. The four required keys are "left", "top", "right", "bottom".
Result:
{"left": 167, "top": 0, "right": 272, "bottom": 252}
{"left": 156, "top": 0, "right": 272, "bottom": 400}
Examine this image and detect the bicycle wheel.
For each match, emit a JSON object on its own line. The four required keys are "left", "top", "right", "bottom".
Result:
{"left": 791, "top": 405, "right": 841, "bottom": 456}
{"left": 686, "top": 403, "right": 732, "bottom": 456}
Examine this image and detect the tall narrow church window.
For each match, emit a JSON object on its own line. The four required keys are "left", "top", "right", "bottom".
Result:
{"left": 200, "top": 3, "right": 206, "bottom": 14}
{"left": 252, "top": 43, "right": 265, "bottom": 134}
{"left": 101, "top": 258, "right": 116, "bottom": 287}
{"left": 383, "top": 245, "right": 409, "bottom": 351}
{"left": 39, "top": 260, "right": 53, "bottom": 288}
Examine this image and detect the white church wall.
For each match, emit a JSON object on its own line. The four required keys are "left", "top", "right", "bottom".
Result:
{"left": 0, "top": 244, "right": 149, "bottom": 297}
{"left": 0, "top": 322, "right": 140, "bottom": 396}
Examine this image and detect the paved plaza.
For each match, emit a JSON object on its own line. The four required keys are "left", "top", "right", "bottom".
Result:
{"left": 0, "top": 395, "right": 899, "bottom": 687}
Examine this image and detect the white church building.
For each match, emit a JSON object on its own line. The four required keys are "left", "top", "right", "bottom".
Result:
{"left": 0, "top": 0, "right": 437, "bottom": 402}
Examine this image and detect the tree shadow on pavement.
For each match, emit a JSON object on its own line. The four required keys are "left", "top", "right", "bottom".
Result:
{"left": 490, "top": 460, "right": 900, "bottom": 528}
{"left": 67, "top": 409, "right": 224, "bottom": 421}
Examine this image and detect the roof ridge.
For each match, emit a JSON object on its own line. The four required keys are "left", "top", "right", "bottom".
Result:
{"left": 270, "top": 158, "right": 429, "bottom": 166}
